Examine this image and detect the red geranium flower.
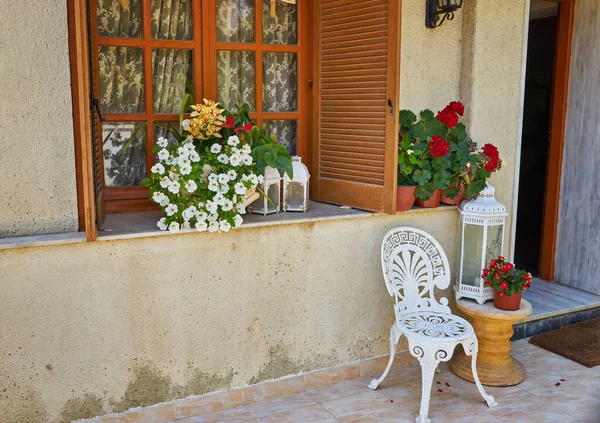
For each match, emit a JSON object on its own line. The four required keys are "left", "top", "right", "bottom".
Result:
{"left": 489, "top": 259, "right": 497, "bottom": 268}
{"left": 484, "top": 157, "right": 499, "bottom": 173}
{"left": 448, "top": 101, "right": 464, "bottom": 116}
{"left": 482, "top": 143, "right": 499, "bottom": 159}
{"left": 235, "top": 122, "right": 253, "bottom": 133}
{"left": 428, "top": 135, "right": 450, "bottom": 157}
{"left": 223, "top": 115, "right": 235, "bottom": 128}
{"left": 436, "top": 108, "right": 459, "bottom": 128}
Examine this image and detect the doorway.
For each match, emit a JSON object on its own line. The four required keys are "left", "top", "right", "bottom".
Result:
{"left": 514, "top": 3, "right": 558, "bottom": 276}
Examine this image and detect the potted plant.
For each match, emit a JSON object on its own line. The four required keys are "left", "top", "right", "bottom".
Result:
{"left": 396, "top": 131, "right": 417, "bottom": 211}
{"left": 482, "top": 256, "right": 532, "bottom": 311}
{"left": 398, "top": 109, "right": 452, "bottom": 208}
{"left": 141, "top": 99, "right": 292, "bottom": 234}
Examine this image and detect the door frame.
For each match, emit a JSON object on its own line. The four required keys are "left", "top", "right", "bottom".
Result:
{"left": 538, "top": 0, "right": 576, "bottom": 281}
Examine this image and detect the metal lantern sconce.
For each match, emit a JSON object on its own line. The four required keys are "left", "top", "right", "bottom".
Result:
{"left": 249, "top": 166, "right": 281, "bottom": 216}
{"left": 283, "top": 156, "right": 310, "bottom": 212}
{"left": 426, "top": 0, "right": 463, "bottom": 28}
{"left": 455, "top": 183, "right": 508, "bottom": 304}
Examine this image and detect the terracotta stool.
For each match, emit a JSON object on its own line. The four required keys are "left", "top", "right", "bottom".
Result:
{"left": 450, "top": 298, "right": 532, "bottom": 386}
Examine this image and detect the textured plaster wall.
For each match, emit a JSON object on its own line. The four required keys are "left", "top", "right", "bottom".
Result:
{"left": 400, "top": 0, "right": 463, "bottom": 113}
{"left": 460, "top": 0, "right": 529, "bottom": 258}
{"left": 0, "top": 0, "right": 79, "bottom": 237}
{"left": 0, "top": 212, "right": 460, "bottom": 422}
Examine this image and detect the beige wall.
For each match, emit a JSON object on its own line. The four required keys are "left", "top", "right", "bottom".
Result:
{"left": 0, "top": 210, "right": 461, "bottom": 422}
{"left": 0, "top": 0, "right": 529, "bottom": 422}
{"left": 0, "top": 0, "right": 79, "bottom": 237}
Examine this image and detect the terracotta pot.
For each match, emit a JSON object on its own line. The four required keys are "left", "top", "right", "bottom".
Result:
{"left": 396, "top": 185, "right": 416, "bottom": 211}
{"left": 441, "top": 189, "right": 465, "bottom": 205}
{"left": 493, "top": 290, "right": 523, "bottom": 311}
{"left": 415, "top": 188, "right": 442, "bottom": 208}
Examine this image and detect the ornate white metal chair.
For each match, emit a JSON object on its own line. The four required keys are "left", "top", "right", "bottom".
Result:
{"left": 368, "top": 227, "right": 498, "bottom": 423}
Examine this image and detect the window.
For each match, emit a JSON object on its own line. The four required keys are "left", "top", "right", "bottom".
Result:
{"left": 90, "top": 0, "right": 308, "bottom": 214}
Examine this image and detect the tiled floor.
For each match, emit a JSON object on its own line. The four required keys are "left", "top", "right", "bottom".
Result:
{"left": 173, "top": 340, "right": 600, "bottom": 423}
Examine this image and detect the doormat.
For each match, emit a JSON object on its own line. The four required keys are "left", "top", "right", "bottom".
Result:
{"left": 529, "top": 317, "right": 600, "bottom": 368}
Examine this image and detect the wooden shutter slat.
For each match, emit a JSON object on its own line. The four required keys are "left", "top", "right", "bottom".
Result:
{"left": 313, "top": 0, "right": 400, "bottom": 213}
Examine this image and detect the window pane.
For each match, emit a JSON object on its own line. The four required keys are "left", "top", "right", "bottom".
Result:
{"left": 263, "top": 52, "right": 297, "bottom": 112}
{"left": 216, "top": 0, "right": 255, "bottom": 43}
{"left": 264, "top": 120, "right": 297, "bottom": 155}
{"left": 99, "top": 46, "right": 145, "bottom": 113}
{"left": 151, "top": 0, "right": 192, "bottom": 40}
{"left": 97, "top": 0, "right": 143, "bottom": 38}
{"left": 154, "top": 122, "right": 180, "bottom": 161}
{"left": 262, "top": 0, "right": 297, "bottom": 45}
{"left": 102, "top": 122, "right": 147, "bottom": 187}
{"left": 153, "top": 49, "right": 193, "bottom": 113}
{"left": 217, "top": 51, "right": 256, "bottom": 111}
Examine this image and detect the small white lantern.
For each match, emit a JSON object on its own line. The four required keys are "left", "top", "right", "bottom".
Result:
{"left": 249, "top": 166, "right": 281, "bottom": 215}
{"left": 456, "top": 183, "right": 508, "bottom": 304}
{"left": 283, "top": 156, "right": 310, "bottom": 212}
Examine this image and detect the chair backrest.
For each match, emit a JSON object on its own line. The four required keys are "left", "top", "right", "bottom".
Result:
{"left": 381, "top": 227, "right": 451, "bottom": 319}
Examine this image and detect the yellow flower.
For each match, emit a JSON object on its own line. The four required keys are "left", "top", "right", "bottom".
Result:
{"left": 186, "top": 99, "right": 227, "bottom": 140}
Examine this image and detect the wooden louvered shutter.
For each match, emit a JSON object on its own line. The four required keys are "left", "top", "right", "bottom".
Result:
{"left": 312, "top": 0, "right": 401, "bottom": 213}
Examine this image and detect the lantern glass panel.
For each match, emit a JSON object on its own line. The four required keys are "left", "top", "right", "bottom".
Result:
{"left": 286, "top": 181, "right": 305, "bottom": 210}
{"left": 265, "top": 182, "right": 280, "bottom": 213}
{"left": 485, "top": 224, "right": 504, "bottom": 263}
{"left": 461, "top": 224, "right": 484, "bottom": 287}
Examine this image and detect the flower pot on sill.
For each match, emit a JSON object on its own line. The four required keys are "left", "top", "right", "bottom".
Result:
{"left": 441, "top": 189, "right": 465, "bottom": 205}
{"left": 493, "top": 290, "right": 523, "bottom": 311}
{"left": 415, "top": 189, "right": 442, "bottom": 208}
{"left": 396, "top": 185, "right": 416, "bottom": 211}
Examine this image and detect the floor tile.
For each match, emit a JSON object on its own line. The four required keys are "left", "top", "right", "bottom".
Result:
{"left": 490, "top": 390, "right": 577, "bottom": 423}
{"left": 101, "top": 404, "right": 174, "bottom": 423}
{"left": 431, "top": 372, "right": 524, "bottom": 405}
{"left": 305, "top": 364, "right": 360, "bottom": 390}
{"left": 307, "top": 378, "right": 373, "bottom": 404}
{"left": 175, "top": 406, "right": 254, "bottom": 423}
{"left": 243, "top": 375, "right": 305, "bottom": 404}
{"left": 256, "top": 404, "right": 338, "bottom": 423}
{"left": 244, "top": 392, "right": 317, "bottom": 419}
{"left": 174, "top": 389, "right": 243, "bottom": 419}
{"left": 322, "top": 389, "right": 414, "bottom": 423}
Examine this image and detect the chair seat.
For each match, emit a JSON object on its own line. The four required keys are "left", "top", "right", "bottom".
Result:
{"left": 398, "top": 311, "right": 473, "bottom": 342}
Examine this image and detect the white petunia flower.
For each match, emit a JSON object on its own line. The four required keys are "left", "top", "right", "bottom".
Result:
{"left": 217, "top": 154, "right": 229, "bottom": 164}
{"left": 168, "top": 181, "right": 180, "bottom": 194}
{"left": 242, "top": 154, "right": 253, "bottom": 166}
{"left": 189, "top": 151, "right": 201, "bottom": 162}
{"left": 241, "top": 144, "right": 251, "bottom": 155}
{"left": 197, "top": 201, "right": 204, "bottom": 209}
{"left": 217, "top": 174, "right": 228, "bottom": 185}
{"left": 218, "top": 184, "right": 229, "bottom": 194}
{"left": 160, "top": 176, "right": 171, "bottom": 188}
{"left": 183, "top": 143, "right": 195, "bottom": 155}
{"left": 165, "top": 203, "right": 178, "bottom": 216}
{"left": 152, "top": 191, "right": 164, "bottom": 204}
{"left": 196, "top": 221, "right": 208, "bottom": 232}
{"left": 222, "top": 199, "right": 233, "bottom": 211}
{"left": 231, "top": 147, "right": 241, "bottom": 155}
{"left": 208, "top": 173, "right": 218, "bottom": 182}
{"left": 234, "top": 182, "right": 247, "bottom": 195}
{"left": 210, "top": 144, "right": 222, "bottom": 154}
{"left": 227, "top": 135, "right": 240, "bottom": 146}
{"left": 227, "top": 169, "right": 237, "bottom": 180}
{"left": 229, "top": 153, "right": 242, "bottom": 167}
{"left": 168, "top": 221, "right": 180, "bottom": 234}
{"left": 205, "top": 200, "right": 217, "bottom": 213}
{"left": 197, "top": 211, "right": 208, "bottom": 221}
{"left": 237, "top": 204, "right": 247, "bottom": 215}
{"left": 157, "top": 137, "right": 169, "bottom": 148}
{"left": 169, "top": 171, "right": 179, "bottom": 181}
{"left": 233, "top": 214, "right": 243, "bottom": 227}
{"left": 182, "top": 206, "right": 197, "bottom": 221}
{"left": 407, "top": 149, "right": 414, "bottom": 155}
{"left": 182, "top": 221, "right": 191, "bottom": 230}
{"left": 185, "top": 180, "right": 197, "bottom": 193}
{"left": 157, "top": 217, "right": 168, "bottom": 231}
{"left": 177, "top": 156, "right": 191, "bottom": 168}
{"left": 219, "top": 220, "right": 232, "bottom": 232}
{"left": 181, "top": 119, "right": 191, "bottom": 131}
{"left": 164, "top": 155, "right": 174, "bottom": 165}
{"left": 213, "top": 193, "right": 225, "bottom": 205}
{"left": 180, "top": 163, "right": 192, "bottom": 175}
{"left": 158, "top": 148, "right": 169, "bottom": 162}
{"left": 207, "top": 212, "right": 219, "bottom": 222}
{"left": 208, "top": 180, "right": 219, "bottom": 192}
{"left": 208, "top": 221, "right": 220, "bottom": 232}
{"left": 257, "top": 175, "right": 264, "bottom": 184}
{"left": 151, "top": 163, "right": 165, "bottom": 175}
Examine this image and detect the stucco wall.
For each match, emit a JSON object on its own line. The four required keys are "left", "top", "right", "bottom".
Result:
{"left": 0, "top": 0, "right": 79, "bottom": 237}
{"left": 0, "top": 211, "right": 460, "bottom": 422}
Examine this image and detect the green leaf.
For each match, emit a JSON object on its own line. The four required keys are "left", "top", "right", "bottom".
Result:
{"left": 412, "top": 169, "right": 432, "bottom": 186}
{"left": 140, "top": 177, "right": 152, "bottom": 187}
{"left": 467, "top": 179, "right": 486, "bottom": 197}
{"left": 415, "top": 184, "right": 435, "bottom": 200}
{"left": 179, "top": 93, "right": 193, "bottom": 126}
{"left": 401, "top": 133, "right": 412, "bottom": 149}
{"left": 399, "top": 109, "right": 417, "bottom": 130}
{"left": 420, "top": 109, "right": 434, "bottom": 120}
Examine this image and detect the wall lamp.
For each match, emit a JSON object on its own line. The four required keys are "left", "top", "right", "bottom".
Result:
{"left": 426, "top": 0, "right": 463, "bottom": 28}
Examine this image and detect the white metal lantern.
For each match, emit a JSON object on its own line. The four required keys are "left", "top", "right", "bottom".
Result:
{"left": 283, "top": 156, "right": 310, "bottom": 212}
{"left": 456, "top": 183, "right": 508, "bottom": 304}
{"left": 249, "top": 166, "right": 281, "bottom": 215}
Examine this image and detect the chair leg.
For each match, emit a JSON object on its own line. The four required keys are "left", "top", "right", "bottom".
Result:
{"left": 368, "top": 324, "right": 402, "bottom": 390}
{"left": 416, "top": 357, "right": 437, "bottom": 423}
{"left": 462, "top": 338, "right": 498, "bottom": 408}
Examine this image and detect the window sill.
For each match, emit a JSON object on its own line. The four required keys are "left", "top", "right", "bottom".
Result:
{"left": 0, "top": 203, "right": 458, "bottom": 250}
